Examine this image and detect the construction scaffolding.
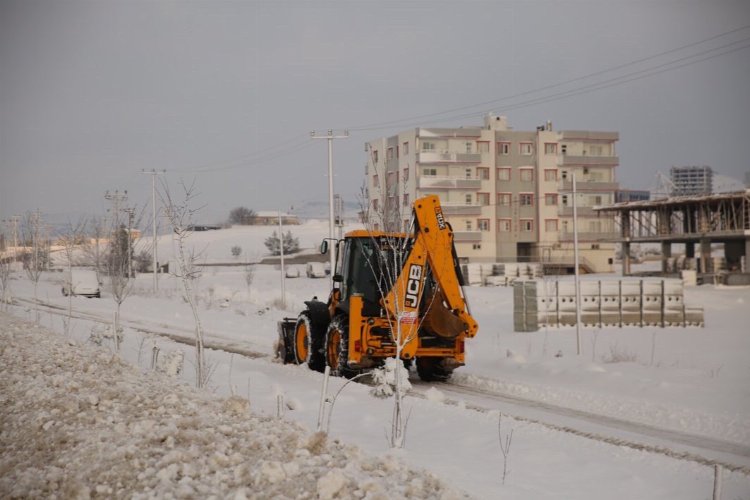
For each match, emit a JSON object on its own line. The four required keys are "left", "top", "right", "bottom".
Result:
{"left": 595, "top": 190, "right": 750, "bottom": 282}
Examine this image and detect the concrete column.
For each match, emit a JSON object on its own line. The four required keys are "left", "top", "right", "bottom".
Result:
{"left": 745, "top": 238, "right": 750, "bottom": 272}
{"left": 622, "top": 241, "right": 631, "bottom": 276}
{"left": 661, "top": 241, "right": 672, "bottom": 273}
{"left": 685, "top": 242, "right": 695, "bottom": 259}
{"left": 700, "top": 239, "right": 712, "bottom": 273}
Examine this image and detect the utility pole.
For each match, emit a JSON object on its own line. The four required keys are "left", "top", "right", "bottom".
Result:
{"left": 278, "top": 210, "right": 286, "bottom": 309}
{"left": 572, "top": 172, "right": 582, "bottom": 356}
{"left": 311, "top": 129, "right": 349, "bottom": 281}
{"left": 141, "top": 169, "right": 166, "bottom": 291}
{"left": 124, "top": 207, "right": 135, "bottom": 278}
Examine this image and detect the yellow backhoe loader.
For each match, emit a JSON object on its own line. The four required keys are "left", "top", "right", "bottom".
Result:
{"left": 276, "top": 195, "right": 478, "bottom": 381}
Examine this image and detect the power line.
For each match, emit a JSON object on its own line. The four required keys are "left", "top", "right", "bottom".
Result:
{"left": 344, "top": 25, "right": 750, "bottom": 132}
{"left": 173, "top": 134, "right": 312, "bottom": 174}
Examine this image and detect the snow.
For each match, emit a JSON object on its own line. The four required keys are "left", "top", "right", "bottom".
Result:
{"left": 2, "top": 221, "right": 750, "bottom": 499}
{"left": 0, "top": 313, "right": 462, "bottom": 499}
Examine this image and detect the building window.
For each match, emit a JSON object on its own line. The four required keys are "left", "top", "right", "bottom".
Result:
{"left": 590, "top": 145, "right": 604, "bottom": 156}
{"left": 520, "top": 168, "right": 534, "bottom": 182}
{"left": 472, "top": 243, "right": 482, "bottom": 250}
{"left": 545, "top": 193, "right": 558, "bottom": 206}
{"left": 561, "top": 144, "right": 567, "bottom": 155}
{"left": 519, "top": 193, "right": 534, "bottom": 206}
{"left": 403, "top": 194, "right": 409, "bottom": 206}
{"left": 477, "top": 167, "right": 490, "bottom": 180}
{"left": 498, "top": 142, "right": 510, "bottom": 155}
{"left": 387, "top": 148, "right": 394, "bottom": 160}
{"left": 403, "top": 142, "right": 409, "bottom": 154}
{"left": 562, "top": 194, "right": 568, "bottom": 206}
{"left": 403, "top": 167, "right": 409, "bottom": 182}
{"left": 561, "top": 170, "right": 568, "bottom": 180}
{"left": 373, "top": 174, "right": 379, "bottom": 187}
{"left": 498, "top": 219, "right": 511, "bottom": 232}
{"left": 465, "top": 142, "right": 474, "bottom": 153}
{"left": 372, "top": 150, "right": 379, "bottom": 163}
{"left": 422, "top": 141, "right": 435, "bottom": 151}
{"left": 465, "top": 220, "right": 472, "bottom": 231}
{"left": 591, "top": 243, "right": 601, "bottom": 250}
{"left": 520, "top": 143, "right": 533, "bottom": 155}
{"left": 423, "top": 168, "right": 437, "bottom": 176}
{"left": 478, "top": 219, "right": 490, "bottom": 231}
{"left": 477, "top": 192, "right": 490, "bottom": 206}
{"left": 497, "top": 193, "right": 511, "bottom": 206}
{"left": 465, "top": 168, "right": 472, "bottom": 179}
{"left": 465, "top": 194, "right": 472, "bottom": 205}
{"left": 372, "top": 199, "right": 379, "bottom": 211}
{"left": 521, "top": 219, "right": 534, "bottom": 232}
{"left": 544, "top": 143, "right": 557, "bottom": 155}
{"left": 477, "top": 141, "right": 490, "bottom": 153}
{"left": 545, "top": 219, "right": 558, "bottom": 232}
{"left": 544, "top": 169, "right": 558, "bottom": 182}
{"left": 497, "top": 168, "right": 511, "bottom": 181}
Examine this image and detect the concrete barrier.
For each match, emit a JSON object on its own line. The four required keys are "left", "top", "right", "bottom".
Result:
{"left": 513, "top": 278, "right": 704, "bottom": 332}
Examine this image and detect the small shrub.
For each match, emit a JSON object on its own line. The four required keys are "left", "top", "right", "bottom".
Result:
{"left": 602, "top": 342, "right": 638, "bottom": 364}
{"left": 231, "top": 245, "right": 242, "bottom": 258}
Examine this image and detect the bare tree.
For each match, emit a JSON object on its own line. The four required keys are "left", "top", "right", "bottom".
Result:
{"left": 59, "top": 218, "right": 88, "bottom": 336}
{"left": 497, "top": 413, "right": 514, "bottom": 485}
{"left": 161, "top": 179, "right": 210, "bottom": 388}
{"left": 356, "top": 150, "right": 441, "bottom": 448}
{"left": 0, "top": 256, "right": 11, "bottom": 308}
{"left": 20, "top": 210, "right": 49, "bottom": 322}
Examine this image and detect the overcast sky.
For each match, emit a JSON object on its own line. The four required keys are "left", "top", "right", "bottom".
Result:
{"left": 1, "top": 0, "right": 749, "bottom": 227}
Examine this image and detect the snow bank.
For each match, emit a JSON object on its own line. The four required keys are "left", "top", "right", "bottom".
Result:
{"left": 0, "top": 312, "right": 466, "bottom": 499}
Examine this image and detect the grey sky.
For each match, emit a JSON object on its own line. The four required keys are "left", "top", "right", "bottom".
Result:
{"left": 1, "top": 0, "right": 749, "bottom": 226}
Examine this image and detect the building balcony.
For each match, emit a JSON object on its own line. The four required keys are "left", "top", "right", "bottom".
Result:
{"left": 560, "top": 155, "right": 619, "bottom": 167}
{"left": 442, "top": 204, "right": 483, "bottom": 216}
{"left": 417, "top": 151, "right": 482, "bottom": 163}
{"left": 453, "top": 231, "right": 483, "bottom": 243}
{"left": 417, "top": 176, "right": 482, "bottom": 190}
{"left": 558, "top": 206, "right": 597, "bottom": 217}
{"left": 559, "top": 179, "right": 619, "bottom": 192}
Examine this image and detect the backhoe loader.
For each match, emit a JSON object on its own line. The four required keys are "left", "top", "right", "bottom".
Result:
{"left": 276, "top": 195, "right": 478, "bottom": 381}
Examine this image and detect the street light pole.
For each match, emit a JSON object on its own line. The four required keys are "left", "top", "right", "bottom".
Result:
{"left": 311, "top": 129, "right": 348, "bottom": 281}
{"left": 572, "top": 172, "right": 582, "bottom": 356}
{"left": 140, "top": 169, "right": 165, "bottom": 291}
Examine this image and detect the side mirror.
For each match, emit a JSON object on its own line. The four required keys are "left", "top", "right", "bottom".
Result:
{"left": 320, "top": 240, "right": 328, "bottom": 255}
{"left": 332, "top": 274, "right": 343, "bottom": 283}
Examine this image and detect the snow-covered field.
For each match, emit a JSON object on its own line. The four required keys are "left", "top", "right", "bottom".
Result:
{"left": 2, "top": 221, "right": 749, "bottom": 499}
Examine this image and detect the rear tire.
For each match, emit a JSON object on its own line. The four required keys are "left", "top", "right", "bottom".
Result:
{"left": 325, "top": 315, "right": 357, "bottom": 378}
{"left": 416, "top": 357, "right": 452, "bottom": 382}
{"left": 293, "top": 314, "right": 311, "bottom": 365}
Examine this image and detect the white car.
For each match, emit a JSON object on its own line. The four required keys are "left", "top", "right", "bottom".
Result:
{"left": 306, "top": 262, "right": 326, "bottom": 278}
{"left": 285, "top": 266, "right": 300, "bottom": 278}
{"left": 62, "top": 270, "right": 102, "bottom": 298}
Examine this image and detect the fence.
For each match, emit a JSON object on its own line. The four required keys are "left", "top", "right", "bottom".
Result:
{"left": 513, "top": 279, "right": 704, "bottom": 332}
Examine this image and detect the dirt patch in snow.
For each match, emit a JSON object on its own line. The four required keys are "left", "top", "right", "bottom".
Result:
{"left": 0, "top": 312, "right": 466, "bottom": 499}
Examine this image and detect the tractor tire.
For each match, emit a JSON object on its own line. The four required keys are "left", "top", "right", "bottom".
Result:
{"left": 416, "top": 357, "right": 453, "bottom": 382}
{"left": 292, "top": 313, "right": 326, "bottom": 372}
{"left": 292, "top": 314, "right": 312, "bottom": 365}
{"left": 324, "top": 315, "right": 357, "bottom": 378}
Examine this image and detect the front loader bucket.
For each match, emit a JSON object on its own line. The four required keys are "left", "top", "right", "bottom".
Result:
{"left": 276, "top": 318, "right": 297, "bottom": 363}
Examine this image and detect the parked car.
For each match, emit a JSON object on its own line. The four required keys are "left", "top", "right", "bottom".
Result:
{"left": 285, "top": 266, "right": 300, "bottom": 278}
{"left": 62, "top": 270, "right": 102, "bottom": 298}
{"left": 306, "top": 262, "right": 326, "bottom": 278}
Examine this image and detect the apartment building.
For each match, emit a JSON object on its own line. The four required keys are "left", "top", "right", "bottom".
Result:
{"left": 670, "top": 165, "right": 713, "bottom": 196}
{"left": 364, "top": 115, "right": 619, "bottom": 273}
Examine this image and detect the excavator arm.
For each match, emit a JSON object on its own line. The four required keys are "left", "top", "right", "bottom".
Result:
{"left": 382, "top": 195, "right": 479, "bottom": 358}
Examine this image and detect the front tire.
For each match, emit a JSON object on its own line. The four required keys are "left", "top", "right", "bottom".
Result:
{"left": 293, "top": 314, "right": 311, "bottom": 365}
{"left": 325, "top": 315, "right": 357, "bottom": 378}
{"left": 416, "top": 357, "right": 453, "bottom": 382}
